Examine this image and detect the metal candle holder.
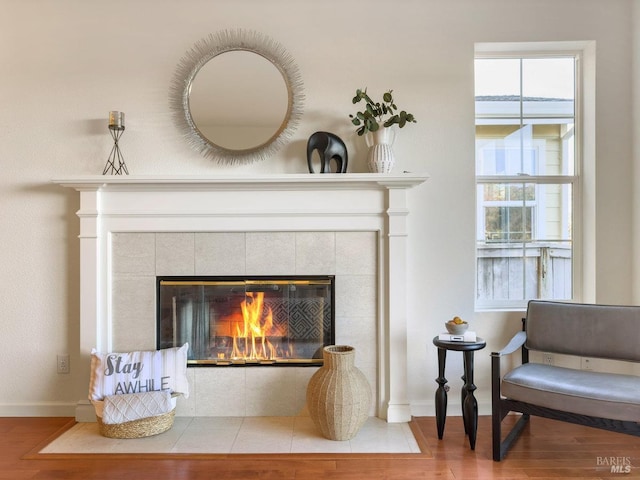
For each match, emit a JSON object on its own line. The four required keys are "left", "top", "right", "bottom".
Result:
{"left": 102, "top": 111, "right": 129, "bottom": 175}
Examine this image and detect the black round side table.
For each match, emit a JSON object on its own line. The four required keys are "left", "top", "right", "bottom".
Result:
{"left": 432, "top": 336, "right": 486, "bottom": 450}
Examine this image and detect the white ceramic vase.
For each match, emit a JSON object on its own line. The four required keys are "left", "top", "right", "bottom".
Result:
{"left": 365, "top": 127, "right": 396, "bottom": 173}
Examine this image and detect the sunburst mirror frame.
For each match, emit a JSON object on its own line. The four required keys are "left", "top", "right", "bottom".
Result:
{"left": 170, "top": 29, "right": 305, "bottom": 164}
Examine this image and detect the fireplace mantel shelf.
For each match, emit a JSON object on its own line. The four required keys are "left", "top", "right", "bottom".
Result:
{"left": 52, "top": 173, "right": 429, "bottom": 191}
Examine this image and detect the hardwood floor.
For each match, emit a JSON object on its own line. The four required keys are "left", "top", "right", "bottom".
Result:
{"left": 3, "top": 415, "right": 640, "bottom": 479}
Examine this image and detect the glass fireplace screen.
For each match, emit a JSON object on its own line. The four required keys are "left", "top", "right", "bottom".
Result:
{"left": 157, "top": 276, "right": 334, "bottom": 366}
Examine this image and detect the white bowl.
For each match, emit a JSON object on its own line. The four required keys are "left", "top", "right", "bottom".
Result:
{"left": 445, "top": 321, "right": 468, "bottom": 335}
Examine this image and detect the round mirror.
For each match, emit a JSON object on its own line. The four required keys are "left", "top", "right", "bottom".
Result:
{"left": 189, "top": 50, "right": 289, "bottom": 150}
{"left": 170, "top": 30, "right": 304, "bottom": 164}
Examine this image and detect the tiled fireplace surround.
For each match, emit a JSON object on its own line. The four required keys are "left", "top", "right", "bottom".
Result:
{"left": 113, "top": 230, "right": 376, "bottom": 418}
{"left": 55, "top": 174, "right": 427, "bottom": 423}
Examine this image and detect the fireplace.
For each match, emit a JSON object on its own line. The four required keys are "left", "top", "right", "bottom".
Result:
{"left": 54, "top": 173, "right": 428, "bottom": 422}
{"left": 157, "top": 276, "right": 334, "bottom": 366}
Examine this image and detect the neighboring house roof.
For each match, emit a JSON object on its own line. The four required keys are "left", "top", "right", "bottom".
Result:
{"left": 476, "top": 95, "right": 574, "bottom": 123}
{"left": 475, "top": 95, "right": 572, "bottom": 102}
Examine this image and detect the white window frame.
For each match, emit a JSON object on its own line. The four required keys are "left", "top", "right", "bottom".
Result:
{"left": 474, "top": 44, "right": 582, "bottom": 311}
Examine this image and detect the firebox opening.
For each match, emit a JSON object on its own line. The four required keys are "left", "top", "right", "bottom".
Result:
{"left": 156, "top": 276, "right": 335, "bottom": 367}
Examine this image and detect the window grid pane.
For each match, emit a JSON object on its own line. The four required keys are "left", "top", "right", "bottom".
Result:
{"left": 475, "top": 55, "right": 576, "bottom": 309}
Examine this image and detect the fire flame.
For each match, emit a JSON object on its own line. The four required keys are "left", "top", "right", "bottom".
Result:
{"left": 223, "top": 292, "right": 284, "bottom": 361}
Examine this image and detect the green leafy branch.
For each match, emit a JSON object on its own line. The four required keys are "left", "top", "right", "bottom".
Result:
{"left": 349, "top": 88, "right": 417, "bottom": 136}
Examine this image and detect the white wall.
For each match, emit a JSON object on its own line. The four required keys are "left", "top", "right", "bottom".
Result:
{"left": 0, "top": 0, "right": 635, "bottom": 416}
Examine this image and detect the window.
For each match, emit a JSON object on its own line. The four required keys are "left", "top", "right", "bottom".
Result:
{"left": 475, "top": 54, "right": 578, "bottom": 310}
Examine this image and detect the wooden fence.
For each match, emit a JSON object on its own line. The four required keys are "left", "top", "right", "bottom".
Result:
{"left": 477, "top": 243, "right": 572, "bottom": 302}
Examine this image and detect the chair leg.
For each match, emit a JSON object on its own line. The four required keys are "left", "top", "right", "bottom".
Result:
{"left": 492, "top": 402, "right": 503, "bottom": 461}
{"left": 491, "top": 354, "right": 503, "bottom": 461}
{"left": 496, "top": 413, "right": 529, "bottom": 461}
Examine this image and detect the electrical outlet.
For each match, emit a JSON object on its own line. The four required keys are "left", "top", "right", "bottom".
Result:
{"left": 542, "top": 353, "right": 553, "bottom": 365}
{"left": 57, "top": 354, "right": 70, "bottom": 374}
{"left": 581, "top": 357, "right": 592, "bottom": 370}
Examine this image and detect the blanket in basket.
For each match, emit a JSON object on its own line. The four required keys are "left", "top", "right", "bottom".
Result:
{"left": 101, "top": 390, "right": 173, "bottom": 424}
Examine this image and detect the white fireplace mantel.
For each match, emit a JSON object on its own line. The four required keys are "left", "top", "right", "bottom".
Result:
{"left": 54, "top": 173, "right": 427, "bottom": 189}
{"left": 54, "top": 173, "right": 428, "bottom": 423}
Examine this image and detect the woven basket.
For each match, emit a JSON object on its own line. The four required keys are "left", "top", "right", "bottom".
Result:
{"left": 97, "top": 408, "right": 176, "bottom": 439}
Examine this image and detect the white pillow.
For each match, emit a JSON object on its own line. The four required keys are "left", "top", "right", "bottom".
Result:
{"left": 89, "top": 344, "right": 189, "bottom": 401}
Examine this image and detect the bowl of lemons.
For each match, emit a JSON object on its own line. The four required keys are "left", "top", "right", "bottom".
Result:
{"left": 445, "top": 316, "right": 468, "bottom": 335}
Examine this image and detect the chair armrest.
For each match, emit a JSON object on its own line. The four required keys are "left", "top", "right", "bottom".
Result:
{"left": 491, "top": 331, "right": 527, "bottom": 358}
{"left": 492, "top": 330, "right": 528, "bottom": 423}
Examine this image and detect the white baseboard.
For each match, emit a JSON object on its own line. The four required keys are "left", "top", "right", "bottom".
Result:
{"left": 411, "top": 400, "right": 492, "bottom": 418}
{"left": 75, "top": 400, "right": 97, "bottom": 422}
{"left": 386, "top": 403, "right": 413, "bottom": 423}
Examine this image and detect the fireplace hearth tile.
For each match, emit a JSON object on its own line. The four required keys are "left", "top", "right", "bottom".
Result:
{"left": 294, "top": 368, "right": 317, "bottom": 410}
{"left": 336, "top": 314, "right": 377, "bottom": 349}
{"left": 295, "top": 232, "right": 336, "bottom": 274}
{"left": 112, "top": 233, "right": 155, "bottom": 275}
{"left": 195, "top": 232, "right": 246, "bottom": 275}
{"left": 193, "top": 368, "right": 247, "bottom": 416}
{"left": 156, "top": 233, "right": 195, "bottom": 276}
{"left": 108, "top": 417, "right": 191, "bottom": 454}
{"left": 246, "top": 232, "right": 296, "bottom": 274}
{"left": 290, "top": 417, "right": 352, "bottom": 453}
{"left": 112, "top": 276, "right": 156, "bottom": 351}
{"left": 245, "top": 368, "right": 299, "bottom": 416}
{"left": 172, "top": 416, "right": 242, "bottom": 453}
{"left": 40, "top": 416, "right": 422, "bottom": 455}
{"left": 335, "top": 275, "right": 377, "bottom": 318}
{"left": 336, "top": 232, "right": 377, "bottom": 275}
{"left": 175, "top": 369, "right": 196, "bottom": 416}
{"left": 350, "top": 416, "right": 422, "bottom": 453}
{"left": 231, "top": 417, "right": 295, "bottom": 453}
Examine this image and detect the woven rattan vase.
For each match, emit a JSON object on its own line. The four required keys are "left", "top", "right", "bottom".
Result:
{"left": 306, "top": 345, "right": 371, "bottom": 441}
